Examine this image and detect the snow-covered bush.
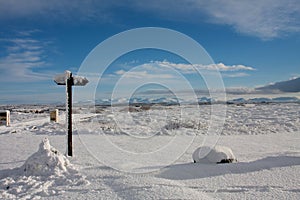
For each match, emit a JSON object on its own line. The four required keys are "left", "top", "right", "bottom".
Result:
{"left": 192, "top": 145, "right": 237, "bottom": 164}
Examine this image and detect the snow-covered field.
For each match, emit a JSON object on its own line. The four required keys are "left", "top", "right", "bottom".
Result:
{"left": 0, "top": 103, "right": 299, "bottom": 199}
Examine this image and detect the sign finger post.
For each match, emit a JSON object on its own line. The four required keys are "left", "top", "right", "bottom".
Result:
{"left": 54, "top": 70, "right": 88, "bottom": 156}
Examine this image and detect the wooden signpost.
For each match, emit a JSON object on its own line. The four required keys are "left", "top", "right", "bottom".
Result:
{"left": 50, "top": 109, "right": 59, "bottom": 122}
{"left": 54, "top": 71, "right": 88, "bottom": 156}
{"left": 0, "top": 110, "right": 10, "bottom": 126}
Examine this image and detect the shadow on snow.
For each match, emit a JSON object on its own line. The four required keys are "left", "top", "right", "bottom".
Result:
{"left": 157, "top": 155, "right": 300, "bottom": 180}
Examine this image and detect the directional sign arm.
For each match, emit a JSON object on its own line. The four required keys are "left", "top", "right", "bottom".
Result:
{"left": 54, "top": 73, "right": 88, "bottom": 86}
{"left": 73, "top": 76, "right": 88, "bottom": 86}
{"left": 54, "top": 74, "right": 66, "bottom": 85}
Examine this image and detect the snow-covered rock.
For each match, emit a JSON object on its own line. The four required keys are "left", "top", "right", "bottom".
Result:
{"left": 192, "top": 145, "right": 237, "bottom": 164}
{"left": 22, "top": 138, "right": 71, "bottom": 176}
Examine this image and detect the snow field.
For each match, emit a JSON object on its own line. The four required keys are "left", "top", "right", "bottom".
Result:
{"left": 1, "top": 132, "right": 299, "bottom": 199}
{"left": 0, "top": 103, "right": 299, "bottom": 199}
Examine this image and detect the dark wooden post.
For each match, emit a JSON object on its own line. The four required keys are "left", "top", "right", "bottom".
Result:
{"left": 54, "top": 70, "right": 88, "bottom": 157}
{"left": 66, "top": 71, "right": 73, "bottom": 156}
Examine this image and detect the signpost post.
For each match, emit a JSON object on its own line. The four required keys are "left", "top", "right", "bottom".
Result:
{"left": 0, "top": 110, "right": 10, "bottom": 126}
{"left": 54, "top": 70, "right": 88, "bottom": 156}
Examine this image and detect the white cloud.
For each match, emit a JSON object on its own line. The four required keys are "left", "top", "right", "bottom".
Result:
{"left": 114, "top": 69, "right": 175, "bottom": 79}
{"left": 17, "top": 29, "right": 41, "bottom": 36}
{"left": 155, "top": 61, "right": 255, "bottom": 73}
{"left": 131, "top": 0, "right": 300, "bottom": 39}
{"left": 115, "top": 70, "right": 126, "bottom": 75}
{"left": 0, "top": 92, "right": 65, "bottom": 104}
{"left": 225, "top": 77, "right": 300, "bottom": 94}
{"left": 0, "top": 0, "right": 112, "bottom": 22}
{"left": 105, "top": 61, "right": 254, "bottom": 94}
{"left": 222, "top": 72, "right": 250, "bottom": 78}
{"left": 225, "top": 87, "right": 256, "bottom": 95}
{"left": 203, "top": 63, "right": 255, "bottom": 71}
{"left": 110, "top": 61, "right": 254, "bottom": 83}
{"left": 196, "top": 0, "right": 300, "bottom": 39}
{"left": 256, "top": 77, "right": 300, "bottom": 93}
{"left": 1, "top": 1, "right": 299, "bottom": 39}
{"left": 0, "top": 36, "right": 52, "bottom": 82}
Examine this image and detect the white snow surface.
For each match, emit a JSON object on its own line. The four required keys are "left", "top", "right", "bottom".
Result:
{"left": 0, "top": 103, "right": 299, "bottom": 199}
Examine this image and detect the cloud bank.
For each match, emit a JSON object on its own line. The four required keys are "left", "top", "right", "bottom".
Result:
{"left": 256, "top": 77, "right": 300, "bottom": 93}
{"left": 112, "top": 61, "right": 255, "bottom": 79}
{"left": 157, "top": 61, "right": 255, "bottom": 73}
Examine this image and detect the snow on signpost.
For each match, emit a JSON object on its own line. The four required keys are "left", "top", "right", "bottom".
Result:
{"left": 54, "top": 71, "right": 88, "bottom": 156}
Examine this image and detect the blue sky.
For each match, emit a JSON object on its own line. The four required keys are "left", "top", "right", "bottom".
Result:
{"left": 0, "top": 0, "right": 299, "bottom": 104}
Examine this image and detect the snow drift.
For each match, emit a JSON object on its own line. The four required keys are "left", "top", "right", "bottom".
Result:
{"left": 22, "top": 138, "right": 71, "bottom": 176}
{"left": 0, "top": 138, "right": 89, "bottom": 199}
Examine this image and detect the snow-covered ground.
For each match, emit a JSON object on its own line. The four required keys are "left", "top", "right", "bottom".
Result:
{"left": 0, "top": 103, "right": 299, "bottom": 199}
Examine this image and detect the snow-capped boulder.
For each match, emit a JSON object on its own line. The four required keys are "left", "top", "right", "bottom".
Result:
{"left": 192, "top": 145, "right": 237, "bottom": 164}
{"left": 22, "top": 138, "right": 72, "bottom": 176}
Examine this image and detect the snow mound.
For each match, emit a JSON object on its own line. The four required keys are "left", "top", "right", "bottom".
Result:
{"left": 192, "top": 145, "right": 237, "bottom": 164}
{"left": 0, "top": 138, "right": 89, "bottom": 199}
{"left": 22, "top": 138, "right": 70, "bottom": 176}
